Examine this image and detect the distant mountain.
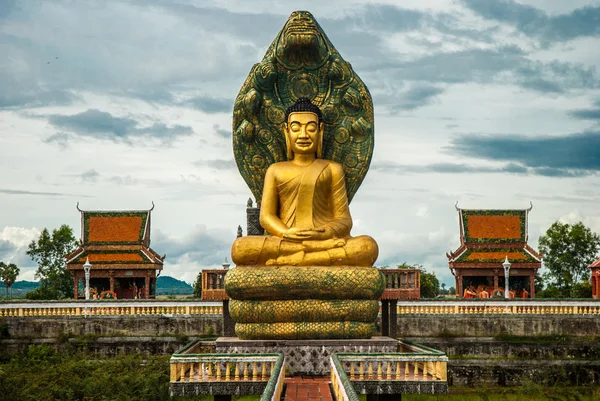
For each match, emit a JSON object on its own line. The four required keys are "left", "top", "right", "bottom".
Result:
{"left": 11, "top": 281, "right": 40, "bottom": 290}
{"left": 1, "top": 277, "right": 193, "bottom": 297}
{"left": 156, "top": 276, "right": 193, "bottom": 295}
{"left": 1, "top": 280, "right": 40, "bottom": 297}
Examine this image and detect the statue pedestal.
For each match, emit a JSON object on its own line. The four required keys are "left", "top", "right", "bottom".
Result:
{"left": 215, "top": 336, "right": 398, "bottom": 375}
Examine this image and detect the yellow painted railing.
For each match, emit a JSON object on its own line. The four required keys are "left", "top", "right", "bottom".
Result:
{"left": 331, "top": 354, "right": 360, "bottom": 401}
{"left": 340, "top": 357, "right": 447, "bottom": 382}
{"left": 396, "top": 300, "right": 600, "bottom": 315}
{"left": 2, "top": 300, "right": 600, "bottom": 317}
{"left": 336, "top": 348, "right": 448, "bottom": 382}
{"left": 331, "top": 342, "right": 448, "bottom": 400}
{"left": 0, "top": 301, "right": 223, "bottom": 317}
{"left": 261, "top": 354, "right": 286, "bottom": 401}
{"left": 169, "top": 348, "right": 286, "bottom": 401}
{"left": 170, "top": 356, "right": 278, "bottom": 383}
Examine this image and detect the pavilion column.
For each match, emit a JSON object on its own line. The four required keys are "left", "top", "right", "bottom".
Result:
{"left": 457, "top": 274, "right": 463, "bottom": 297}
{"left": 381, "top": 300, "right": 389, "bottom": 337}
{"left": 145, "top": 274, "right": 150, "bottom": 299}
{"left": 74, "top": 272, "right": 79, "bottom": 299}
{"left": 529, "top": 274, "right": 535, "bottom": 298}
{"left": 595, "top": 272, "right": 599, "bottom": 298}
{"left": 389, "top": 300, "right": 398, "bottom": 339}
{"left": 109, "top": 270, "right": 114, "bottom": 293}
{"left": 494, "top": 275, "right": 498, "bottom": 291}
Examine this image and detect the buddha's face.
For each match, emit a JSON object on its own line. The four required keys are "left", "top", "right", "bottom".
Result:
{"left": 284, "top": 112, "right": 323, "bottom": 156}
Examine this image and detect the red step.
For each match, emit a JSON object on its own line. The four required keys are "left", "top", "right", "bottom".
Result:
{"left": 284, "top": 376, "right": 333, "bottom": 401}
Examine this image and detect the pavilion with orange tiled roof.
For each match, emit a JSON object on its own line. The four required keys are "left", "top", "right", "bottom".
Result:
{"left": 588, "top": 258, "right": 600, "bottom": 298}
{"left": 66, "top": 203, "right": 165, "bottom": 299}
{"left": 447, "top": 203, "right": 542, "bottom": 298}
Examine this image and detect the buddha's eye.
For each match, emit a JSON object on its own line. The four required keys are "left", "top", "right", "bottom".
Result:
{"left": 306, "top": 123, "right": 317, "bottom": 133}
{"left": 290, "top": 123, "right": 301, "bottom": 132}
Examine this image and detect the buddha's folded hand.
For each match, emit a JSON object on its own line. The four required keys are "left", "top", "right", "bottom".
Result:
{"left": 283, "top": 227, "right": 326, "bottom": 241}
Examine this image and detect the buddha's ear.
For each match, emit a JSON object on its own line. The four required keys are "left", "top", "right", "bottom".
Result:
{"left": 284, "top": 126, "right": 293, "bottom": 160}
{"left": 317, "top": 122, "right": 324, "bottom": 159}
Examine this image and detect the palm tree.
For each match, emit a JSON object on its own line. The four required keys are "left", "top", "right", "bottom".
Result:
{"left": 0, "top": 262, "right": 20, "bottom": 298}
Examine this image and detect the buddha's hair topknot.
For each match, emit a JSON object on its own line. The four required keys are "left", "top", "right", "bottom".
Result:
{"left": 285, "top": 97, "right": 322, "bottom": 123}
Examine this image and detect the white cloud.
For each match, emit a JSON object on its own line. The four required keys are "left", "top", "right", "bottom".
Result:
{"left": 0, "top": 227, "right": 40, "bottom": 248}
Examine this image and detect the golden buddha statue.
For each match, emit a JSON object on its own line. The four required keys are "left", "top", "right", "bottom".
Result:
{"left": 231, "top": 98, "right": 378, "bottom": 268}
{"left": 226, "top": 98, "right": 384, "bottom": 340}
{"left": 226, "top": 11, "right": 382, "bottom": 340}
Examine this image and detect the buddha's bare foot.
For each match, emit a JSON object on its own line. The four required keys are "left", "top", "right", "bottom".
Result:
{"left": 276, "top": 251, "right": 305, "bottom": 266}
{"left": 301, "top": 250, "right": 333, "bottom": 266}
{"left": 303, "top": 238, "right": 346, "bottom": 252}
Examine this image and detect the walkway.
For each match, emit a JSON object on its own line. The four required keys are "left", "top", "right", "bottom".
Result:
{"left": 284, "top": 376, "right": 333, "bottom": 401}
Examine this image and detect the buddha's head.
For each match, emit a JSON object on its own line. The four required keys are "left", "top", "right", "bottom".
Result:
{"left": 284, "top": 97, "right": 324, "bottom": 160}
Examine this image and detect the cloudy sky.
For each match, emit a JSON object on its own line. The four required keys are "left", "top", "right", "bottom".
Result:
{"left": 1, "top": 0, "right": 600, "bottom": 286}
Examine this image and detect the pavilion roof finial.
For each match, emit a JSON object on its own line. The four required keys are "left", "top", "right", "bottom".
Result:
{"left": 455, "top": 201, "right": 460, "bottom": 211}
{"left": 76, "top": 202, "right": 82, "bottom": 212}
{"left": 149, "top": 201, "right": 155, "bottom": 212}
{"left": 527, "top": 201, "right": 533, "bottom": 212}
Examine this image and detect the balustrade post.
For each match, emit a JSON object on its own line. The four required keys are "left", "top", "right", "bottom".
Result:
{"left": 180, "top": 363, "right": 186, "bottom": 382}
{"left": 170, "top": 363, "right": 177, "bottom": 382}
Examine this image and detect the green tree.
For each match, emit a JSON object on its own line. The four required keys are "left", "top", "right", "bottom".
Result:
{"left": 193, "top": 271, "right": 202, "bottom": 298}
{"left": 0, "top": 262, "right": 20, "bottom": 297}
{"left": 538, "top": 221, "right": 600, "bottom": 298}
{"left": 26, "top": 225, "right": 78, "bottom": 300}
{"left": 396, "top": 263, "right": 440, "bottom": 298}
{"left": 420, "top": 269, "right": 440, "bottom": 299}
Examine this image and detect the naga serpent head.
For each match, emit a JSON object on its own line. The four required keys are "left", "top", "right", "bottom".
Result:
{"left": 276, "top": 11, "right": 330, "bottom": 68}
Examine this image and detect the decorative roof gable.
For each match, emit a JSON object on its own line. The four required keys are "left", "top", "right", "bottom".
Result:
{"left": 461, "top": 209, "right": 526, "bottom": 244}
{"left": 82, "top": 211, "right": 150, "bottom": 246}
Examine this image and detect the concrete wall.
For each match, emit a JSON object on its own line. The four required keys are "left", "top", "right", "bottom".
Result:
{"left": 1, "top": 315, "right": 221, "bottom": 339}
{"left": 397, "top": 314, "right": 600, "bottom": 338}
{"left": 1, "top": 337, "right": 190, "bottom": 356}
{"left": 5, "top": 314, "right": 596, "bottom": 340}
